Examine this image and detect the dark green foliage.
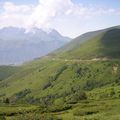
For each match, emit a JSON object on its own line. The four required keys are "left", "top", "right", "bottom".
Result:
{"left": 109, "top": 88, "right": 115, "bottom": 97}
{"left": 84, "top": 80, "right": 98, "bottom": 91}
{"left": 0, "top": 83, "right": 8, "bottom": 89}
{"left": 66, "top": 90, "right": 87, "bottom": 104}
{"left": 75, "top": 66, "right": 90, "bottom": 78}
{"left": 115, "top": 77, "right": 120, "bottom": 84}
{"left": 25, "top": 96, "right": 37, "bottom": 104}
{"left": 73, "top": 107, "right": 99, "bottom": 116}
{"left": 0, "top": 66, "right": 20, "bottom": 81}
{"left": 39, "top": 95, "right": 56, "bottom": 106}
{"left": 3, "top": 98, "right": 10, "bottom": 104}
{"left": 0, "top": 116, "right": 5, "bottom": 120}
{"left": 43, "top": 81, "right": 52, "bottom": 90}
{"left": 75, "top": 67, "right": 82, "bottom": 77}
{"left": 48, "top": 104, "right": 72, "bottom": 112}
{"left": 14, "top": 89, "right": 31, "bottom": 100}
{"left": 49, "top": 65, "right": 67, "bottom": 81}
{"left": 12, "top": 113, "right": 61, "bottom": 120}
{"left": 0, "top": 93, "right": 5, "bottom": 97}
{"left": 84, "top": 79, "right": 111, "bottom": 91}
{"left": 101, "top": 29, "right": 120, "bottom": 58}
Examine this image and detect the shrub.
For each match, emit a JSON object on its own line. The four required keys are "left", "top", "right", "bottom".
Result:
{"left": 73, "top": 107, "right": 99, "bottom": 116}
{"left": 42, "top": 81, "right": 52, "bottom": 90}
{"left": 54, "top": 98, "right": 65, "bottom": 106}
{"left": 11, "top": 113, "right": 61, "bottom": 120}
{"left": 39, "top": 95, "right": 55, "bottom": 106}
{"left": 66, "top": 90, "right": 87, "bottom": 104}
{"left": 49, "top": 65, "right": 67, "bottom": 81}
{"left": 84, "top": 80, "right": 97, "bottom": 90}
{"left": 75, "top": 66, "right": 90, "bottom": 78}
{"left": 0, "top": 116, "right": 5, "bottom": 120}
{"left": 109, "top": 88, "right": 115, "bottom": 97}
{"left": 15, "top": 89, "right": 31, "bottom": 99}
{"left": 3, "top": 97, "right": 10, "bottom": 104}
{"left": 115, "top": 77, "right": 120, "bottom": 84}
{"left": 49, "top": 104, "right": 72, "bottom": 112}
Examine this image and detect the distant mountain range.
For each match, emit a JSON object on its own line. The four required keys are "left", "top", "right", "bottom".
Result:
{"left": 0, "top": 26, "right": 120, "bottom": 119}
{"left": 0, "top": 27, "right": 70, "bottom": 65}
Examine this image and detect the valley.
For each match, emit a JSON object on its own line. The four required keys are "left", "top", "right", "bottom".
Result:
{"left": 0, "top": 26, "right": 120, "bottom": 120}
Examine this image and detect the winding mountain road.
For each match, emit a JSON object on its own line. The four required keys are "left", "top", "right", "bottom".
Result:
{"left": 50, "top": 57, "right": 110, "bottom": 62}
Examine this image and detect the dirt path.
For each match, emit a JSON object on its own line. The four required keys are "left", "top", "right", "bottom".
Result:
{"left": 51, "top": 58, "right": 110, "bottom": 62}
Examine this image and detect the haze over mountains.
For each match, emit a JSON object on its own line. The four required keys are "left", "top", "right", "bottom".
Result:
{"left": 0, "top": 26, "right": 120, "bottom": 119}
{"left": 0, "top": 27, "right": 70, "bottom": 65}
{"left": 0, "top": 0, "right": 120, "bottom": 119}
{"left": 0, "top": 25, "right": 120, "bottom": 98}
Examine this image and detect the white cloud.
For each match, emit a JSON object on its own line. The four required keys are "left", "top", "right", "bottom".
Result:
{"left": 3, "top": 2, "right": 32, "bottom": 14}
{"left": 0, "top": 0, "right": 120, "bottom": 33}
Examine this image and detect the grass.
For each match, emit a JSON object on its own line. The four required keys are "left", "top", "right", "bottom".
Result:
{"left": 56, "top": 99, "right": 120, "bottom": 120}
{"left": 0, "top": 66, "right": 20, "bottom": 81}
{"left": 0, "top": 59, "right": 120, "bottom": 102}
{"left": 0, "top": 26, "right": 120, "bottom": 119}
{"left": 52, "top": 28, "right": 120, "bottom": 59}
{"left": 1, "top": 99, "right": 120, "bottom": 120}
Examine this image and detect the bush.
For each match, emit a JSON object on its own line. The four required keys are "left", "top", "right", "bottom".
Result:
{"left": 109, "top": 88, "right": 115, "bottom": 97}
{"left": 75, "top": 66, "right": 90, "bottom": 78}
{"left": 84, "top": 80, "right": 98, "bottom": 90}
{"left": 3, "top": 97, "right": 10, "bottom": 104}
{"left": 83, "top": 79, "right": 108, "bottom": 91}
{"left": 49, "top": 104, "right": 72, "bottom": 112}
{"left": 115, "top": 77, "right": 120, "bottom": 84}
{"left": 0, "top": 116, "right": 5, "bottom": 120}
{"left": 42, "top": 81, "right": 52, "bottom": 90}
{"left": 15, "top": 89, "right": 31, "bottom": 99}
{"left": 73, "top": 107, "right": 99, "bottom": 116}
{"left": 66, "top": 90, "right": 87, "bottom": 104}
{"left": 11, "top": 113, "right": 61, "bottom": 120}
{"left": 49, "top": 65, "right": 67, "bottom": 81}
{"left": 39, "top": 95, "right": 55, "bottom": 106}
{"left": 54, "top": 98, "right": 65, "bottom": 106}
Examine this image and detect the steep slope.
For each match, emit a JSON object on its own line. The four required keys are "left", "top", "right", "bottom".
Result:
{"left": 0, "top": 65, "right": 20, "bottom": 81}
{"left": 51, "top": 26, "right": 120, "bottom": 59}
{"left": 0, "top": 26, "right": 120, "bottom": 105}
{"left": 54, "top": 29, "right": 105, "bottom": 53}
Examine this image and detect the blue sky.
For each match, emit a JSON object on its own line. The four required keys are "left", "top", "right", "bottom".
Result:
{"left": 73, "top": 0, "right": 120, "bottom": 8}
{"left": 0, "top": 0, "right": 120, "bottom": 38}
{"left": 1, "top": 0, "right": 119, "bottom": 8}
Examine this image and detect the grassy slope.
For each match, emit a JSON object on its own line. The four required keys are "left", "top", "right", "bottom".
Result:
{"left": 0, "top": 27, "right": 120, "bottom": 100}
{"left": 0, "top": 66, "right": 20, "bottom": 81}
{"left": 52, "top": 28, "right": 120, "bottom": 59}
{"left": 0, "top": 59, "right": 120, "bottom": 100}
{"left": 0, "top": 26, "right": 120, "bottom": 119}
{"left": 53, "top": 29, "right": 105, "bottom": 53}
{"left": 0, "top": 99, "right": 120, "bottom": 120}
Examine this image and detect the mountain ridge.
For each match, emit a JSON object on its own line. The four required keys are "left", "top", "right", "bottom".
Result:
{"left": 0, "top": 27, "right": 70, "bottom": 65}
{"left": 1, "top": 25, "right": 120, "bottom": 119}
{"left": 49, "top": 26, "right": 120, "bottom": 59}
{"left": 0, "top": 25, "right": 120, "bottom": 97}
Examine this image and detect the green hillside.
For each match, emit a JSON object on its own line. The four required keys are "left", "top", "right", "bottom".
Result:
{"left": 0, "top": 26, "right": 120, "bottom": 120}
{"left": 51, "top": 27, "right": 120, "bottom": 59}
{"left": 0, "top": 65, "right": 20, "bottom": 81}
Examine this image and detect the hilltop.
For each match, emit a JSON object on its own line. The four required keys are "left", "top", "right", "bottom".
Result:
{"left": 50, "top": 26, "right": 120, "bottom": 60}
